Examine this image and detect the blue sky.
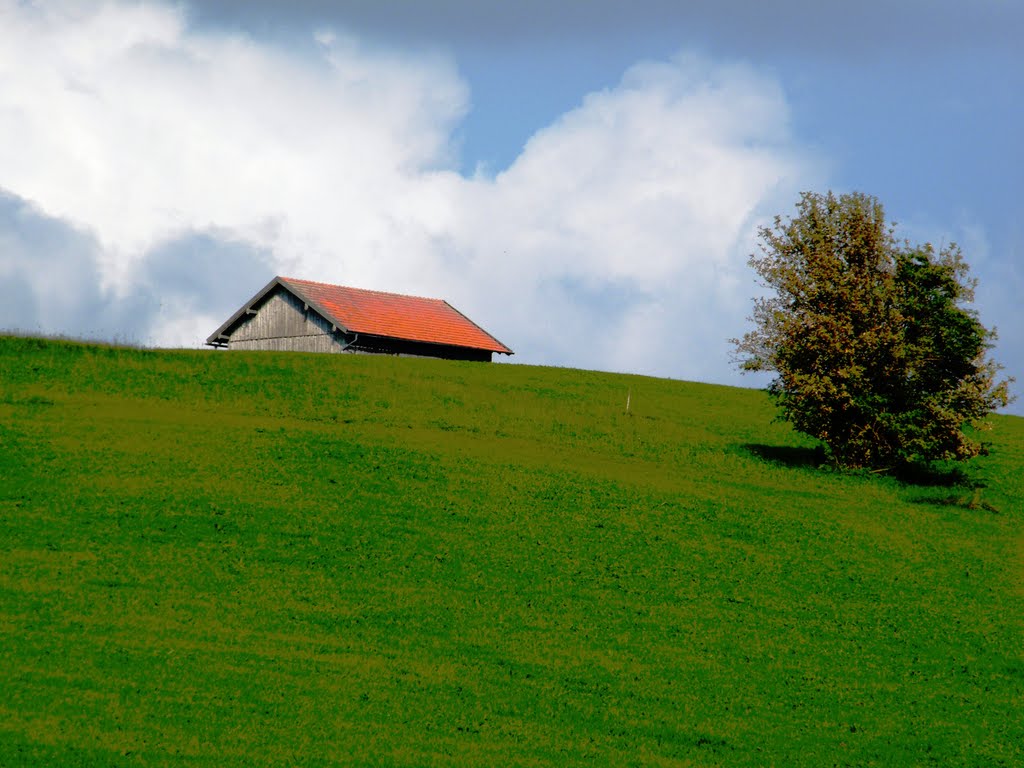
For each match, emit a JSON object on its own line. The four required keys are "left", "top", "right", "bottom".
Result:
{"left": 1, "top": 0, "right": 1021, "bottom": 412}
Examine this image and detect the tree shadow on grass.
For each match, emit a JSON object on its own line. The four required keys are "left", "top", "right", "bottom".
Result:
{"left": 741, "top": 443, "right": 978, "bottom": 488}
{"left": 741, "top": 443, "right": 826, "bottom": 469}
{"left": 890, "top": 462, "right": 976, "bottom": 489}
{"left": 741, "top": 442, "right": 997, "bottom": 512}
{"left": 894, "top": 467, "right": 999, "bottom": 511}
{"left": 904, "top": 491, "right": 999, "bottom": 513}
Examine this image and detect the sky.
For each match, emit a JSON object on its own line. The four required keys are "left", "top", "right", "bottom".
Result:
{"left": 1, "top": 0, "right": 1021, "bottom": 412}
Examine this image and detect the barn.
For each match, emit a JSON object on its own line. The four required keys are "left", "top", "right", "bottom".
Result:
{"left": 206, "top": 276, "right": 513, "bottom": 362}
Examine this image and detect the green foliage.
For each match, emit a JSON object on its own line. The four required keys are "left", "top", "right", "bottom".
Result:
{"left": 2, "top": 336, "right": 1023, "bottom": 766}
{"left": 734, "top": 190, "right": 1013, "bottom": 469}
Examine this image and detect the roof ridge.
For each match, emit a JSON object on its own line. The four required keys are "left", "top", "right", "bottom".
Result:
{"left": 280, "top": 276, "right": 445, "bottom": 304}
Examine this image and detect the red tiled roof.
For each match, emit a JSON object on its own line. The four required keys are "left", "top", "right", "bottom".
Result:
{"left": 280, "top": 277, "right": 513, "bottom": 354}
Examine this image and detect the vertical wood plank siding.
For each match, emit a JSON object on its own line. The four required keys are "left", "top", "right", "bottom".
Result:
{"left": 227, "top": 289, "right": 347, "bottom": 352}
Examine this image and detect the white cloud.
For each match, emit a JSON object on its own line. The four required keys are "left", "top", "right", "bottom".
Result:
{"left": 446, "top": 54, "right": 821, "bottom": 380}
{"left": 0, "top": 0, "right": 468, "bottom": 290}
{"left": 0, "top": 0, "right": 823, "bottom": 387}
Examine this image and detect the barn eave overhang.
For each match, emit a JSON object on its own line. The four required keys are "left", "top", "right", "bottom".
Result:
{"left": 352, "top": 332, "right": 512, "bottom": 356}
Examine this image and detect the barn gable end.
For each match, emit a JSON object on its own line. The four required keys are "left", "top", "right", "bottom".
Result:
{"left": 226, "top": 287, "right": 351, "bottom": 353}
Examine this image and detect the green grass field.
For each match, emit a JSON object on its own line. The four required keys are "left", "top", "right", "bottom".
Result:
{"left": 2, "top": 335, "right": 1022, "bottom": 766}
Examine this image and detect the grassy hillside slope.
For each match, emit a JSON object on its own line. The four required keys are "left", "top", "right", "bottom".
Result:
{"left": 1, "top": 336, "right": 1022, "bottom": 766}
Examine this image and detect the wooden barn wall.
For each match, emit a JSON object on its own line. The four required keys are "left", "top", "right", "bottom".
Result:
{"left": 229, "top": 334, "right": 346, "bottom": 353}
{"left": 227, "top": 289, "right": 346, "bottom": 352}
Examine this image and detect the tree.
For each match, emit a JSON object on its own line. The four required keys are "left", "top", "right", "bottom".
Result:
{"left": 733, "top": 191, "right": 1012, "bottom": 469}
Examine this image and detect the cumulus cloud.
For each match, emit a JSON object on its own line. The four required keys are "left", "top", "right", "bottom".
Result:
{"left": 0, "top": 189, "right": 273, "bottom": 345}
{"left": 447, "top": 55, "right": 818, "bottom": 379}
{"left": 0, "top": 0, "right": 467, "bottom": 288}
{"left": 0, "top": 190, "right": 152, "bottom": 342}
{"left": 0, "top": 0, "right": 823, "bottom": 386}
